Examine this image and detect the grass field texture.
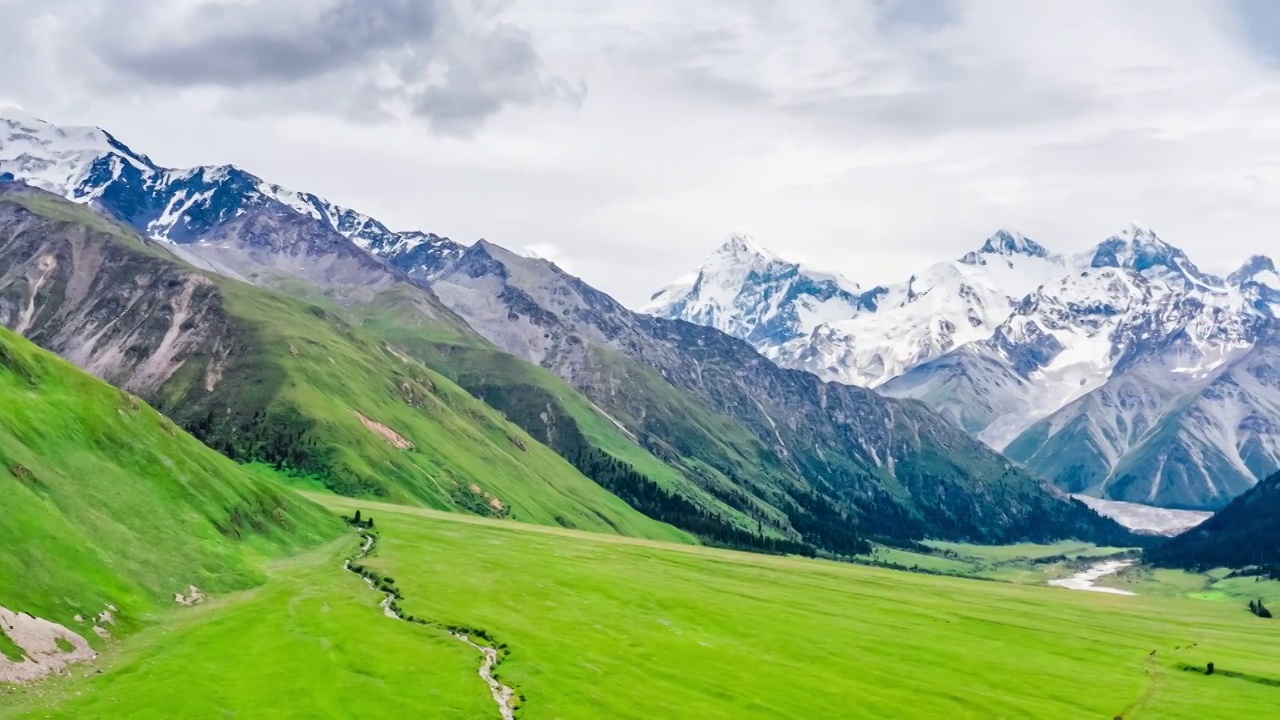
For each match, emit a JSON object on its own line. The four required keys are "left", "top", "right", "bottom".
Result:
{"left": 7, "top": 493, "right": 1278, "bottom": 719}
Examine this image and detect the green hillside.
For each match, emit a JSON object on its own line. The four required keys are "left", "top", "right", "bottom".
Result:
{"left": 155, "top": 280, "right": 687, "bottom": 542}
{"left": 0, "top": 190, "right": 687, "bottom": 544}
{"left": 1148, "top": 470, "right": 1280, "bottom": 569}
{"left": 0, "top": 326, "right": 339, "bottom": 640}
{"left": 352, "top": 288, "right": 801, "bottom": 548}
{"left": 5, "top": 495, "right": 1277, "bottom": 718}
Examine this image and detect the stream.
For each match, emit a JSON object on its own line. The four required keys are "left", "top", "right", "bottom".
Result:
{"left": 1048, "top": 560, "right": 1136, "bottom": 595}
{"left": 345, "top": 530, "right": 517, "bottom": 719}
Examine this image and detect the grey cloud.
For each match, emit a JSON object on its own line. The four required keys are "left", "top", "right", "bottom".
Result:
{"left": 789, "top": 79, "right": 1103, "bottom": 135}
{"left": 94, "top": 0, "right": 584, "bottom": 132}
{"left": 108, "top": 0, "right": 442, "bottom": 86}
{"left": 873, "top": 0, "right": 958, "bottom": 34}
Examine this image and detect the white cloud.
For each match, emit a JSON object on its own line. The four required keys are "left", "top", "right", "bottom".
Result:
{"left": 5, "top": 0, "right": 1280, "bottom": 305}
{"left": 515, "top": 242, "right": 575, "bottom": 274}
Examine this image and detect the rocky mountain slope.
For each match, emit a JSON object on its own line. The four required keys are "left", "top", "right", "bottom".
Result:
{"left": 424, "top": 240, "right": 1131, "bottom": 545}
{"left": 0, "top": 106, "right": 465, "bottom": 298}
{"left": 1, "top": 109, "right": 846, "bottom": 552}
{"left": 0, "top": 108, "right": 1132, "bottom": 549}
{"left": 0, "top": 183, "right": 686, "bottom": 542}
{"left": 649, "top": 230, "right": 1280, "bottom": 509}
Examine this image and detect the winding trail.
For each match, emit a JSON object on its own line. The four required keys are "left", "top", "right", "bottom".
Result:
{"left": 344, "top": 529, "right": 517, "bottom": 719}
{"left": 1115, "top": 652, "right": 1165, "bottom": 719}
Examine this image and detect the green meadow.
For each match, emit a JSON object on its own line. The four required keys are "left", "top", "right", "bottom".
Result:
{"left": 6, "top": 493, "right": 1279, "bottom": 719}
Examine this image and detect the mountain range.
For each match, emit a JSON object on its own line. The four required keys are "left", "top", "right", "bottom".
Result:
{"left": 647, "top": 229, "right": 1280, "bottom": 511}
{"left": 0, "top": 107, "right": 1132, "bottom": 551}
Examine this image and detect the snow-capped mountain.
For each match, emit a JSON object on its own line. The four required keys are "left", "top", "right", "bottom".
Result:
{"left": 652, "top": 229, "right": 1070, "bottom": 388}
{"left": 0, "top": 108, "right": 1138, "bottom": 550}
{"left": 641, "top": 233, "right": 865, "bottom": 348}
{"left": 0, "top": 107, "right": 464, "bottom": 274}
{"left": 649, "top": 227, "right": 1280, "bottom": 509}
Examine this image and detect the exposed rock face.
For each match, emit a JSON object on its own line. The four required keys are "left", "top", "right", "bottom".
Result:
{"left": 0, "top": 605, "right": 97, "bottom": 684}
{"left": 0, "top": 184, "right": 233, "bottom": 394}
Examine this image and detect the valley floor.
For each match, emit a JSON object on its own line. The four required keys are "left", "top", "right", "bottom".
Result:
{"left": 4, "top": 495, "right": 1280, "bottom": 719}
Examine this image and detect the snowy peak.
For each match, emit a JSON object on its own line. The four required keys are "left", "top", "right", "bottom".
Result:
{"left": 0, "top": 108, "right": 469, "bottom": 281}
{"left": 1086, "top": 224, "right": 1209, "bottom": 286}
{"left": 960, "top": 230, "right": 1052, "bottom": 264}
{"left": 1, "top": 106, "right": 106, "bottom": 153}
{"left": 1229, "top": 254, "right": 1278, "bottom": 287}
{"left": 717, "top": 232, "right": 776, "bottom": 262}
{"left": 1, "top": 107, "right": 154, "bottom": 195}
{"left": 648, "top": 232, "right": 862, "bottom": 347}
{"left": 651, "top": 226, "right": 1279, "bottom": 509}
{"left": 693, "top": 233, "right": 789, "bottom": 288}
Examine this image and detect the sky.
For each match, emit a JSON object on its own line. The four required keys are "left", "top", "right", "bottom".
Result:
{"left": 3, "top": 0, "right": 1280, "bottom": 307}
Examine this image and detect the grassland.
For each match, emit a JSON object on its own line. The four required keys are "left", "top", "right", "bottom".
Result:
{"left": 8, "top": 492, "right": 1277, "bottom": 719}
{"left": 0, "top": 327, "right": 339, "bottom": 642}
{"left": 0, "top": 540, "right": 496, "bottom": 719}
{"left": 856, "top": 539, "right": 1136, "bottom": 584}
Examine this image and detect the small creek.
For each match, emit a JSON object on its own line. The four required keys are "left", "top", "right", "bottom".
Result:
{"left": 1048, "top": 560, "right": 1136, "bottom": 596}
{"left": 345, "top": 530, "right": 517, "bottom": 719}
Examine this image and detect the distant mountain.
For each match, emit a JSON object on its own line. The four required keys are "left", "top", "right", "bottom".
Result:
{"left": 423, "top": 239, "right": 1132, "bottom": 546}
{"left": 650, "top": 229, "right": 1067, "bottom": 389}
{"left": 1147, "top": 470, "right": 1280, "bottom": 568}
{"left": 641, "top": 233, "right": 866, "bottom": 350}
{"left": 649, "top": 228, "right": 1280, "bottom": 509}
{"left": 0, "top": 108, "right": 1133, "bottom": 549}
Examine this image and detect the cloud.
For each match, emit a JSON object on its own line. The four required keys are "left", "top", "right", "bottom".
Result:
{"left": 3, "top": 0, "right": 584, "bottom": 133}
{"left": 516, "top": 242, "right": 575, "bottom": 273}
{"left": 8, "top": 0, "right": 1280, "bottom": 307}
{"left": 109, "top": 1, "right": 442, "bottom": 86}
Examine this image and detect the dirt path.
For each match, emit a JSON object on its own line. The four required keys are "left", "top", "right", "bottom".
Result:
{"left": 343, "top": 530, "right": 517, "bottom": 719}
{"left": 1115, "top": 652, "right": 1165, "bottom": 719}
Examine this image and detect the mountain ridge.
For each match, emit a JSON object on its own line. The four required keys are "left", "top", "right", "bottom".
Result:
{"left": 649, "top": 229, "right": 1279, "bottom": 509}
{"left": 0, "top": 109, "right": 1134, "bottom": 548}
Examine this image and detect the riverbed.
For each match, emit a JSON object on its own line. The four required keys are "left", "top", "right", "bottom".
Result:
{"left": 1047, "top": 560, "right": 1136, "bottom": 596}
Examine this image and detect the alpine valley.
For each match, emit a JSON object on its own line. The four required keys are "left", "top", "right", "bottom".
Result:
{"left": 0, "top": 107, "right": 1132, "bottom": 554}
{"left": 648, "top": 230, "right": 1280, "bottom": 511}
{"left": 7, "top": 107, "right": 1280, "bottom": 720}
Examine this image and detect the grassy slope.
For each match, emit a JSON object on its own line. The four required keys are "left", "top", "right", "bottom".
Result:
{"left": 18, "top": 495, "right": 1277, "bottom": 718}
{"left": 0, "top": 327, "right": 339, "bottom": 638}
{"left": 1146, "top": 470, "right": 1280, "bottom": 568}
{"left": 188, "top": 280, "right": 688, "bottom": 543}
{"left": 353, "top": 289, "right": 798, "bottom": 536}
